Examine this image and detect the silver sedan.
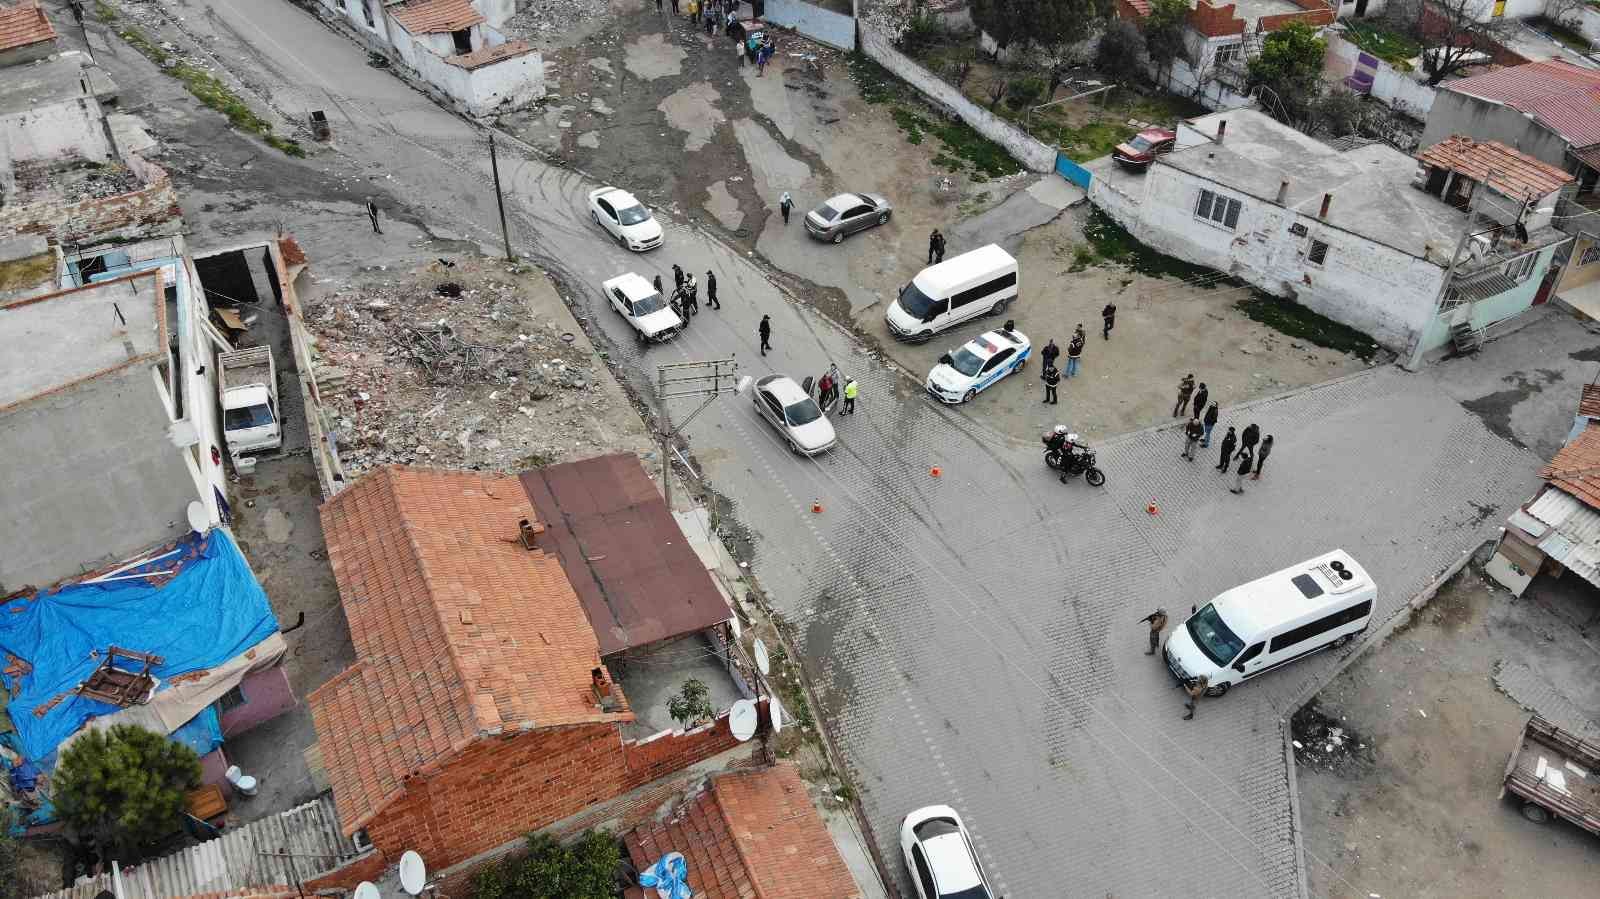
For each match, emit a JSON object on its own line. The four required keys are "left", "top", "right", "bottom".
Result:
{"left": 804, "top": 192, "right": 892, "bottom": 243}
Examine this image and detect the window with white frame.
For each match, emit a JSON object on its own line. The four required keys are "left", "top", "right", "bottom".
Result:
{"left": 1504, "top": 252, "right": 1538, "bottom": 282}
{"left": 1195, "top": 189, "right": 1243, "bottom": 230}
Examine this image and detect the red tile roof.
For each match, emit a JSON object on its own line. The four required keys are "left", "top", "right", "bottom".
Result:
{"left": 1542, "top": 424, "right": 1600, "bottom": 510}
{"left": 1581, "top": 383, "right": 1600, "bottom": 419}
{"left": 277, "top": 236, "right": 306, "bottom": 269}
{"left": 311, "top": 467, "right": 624, "bottom": 834}
{"left": 624, "top": 765, "right": 863, "bottom": 899}
{"left": 1416, "top": 136, "right": 1575, "bottom": 202}
{"left": 446, "top": 38, "right": 534, "bottom": 70}
{"left": 0, "top": 1, "right": 56, "bottom": 52}
{"left": 388, "top": 0, "right": 485, "bottom": 34}
{"left": 1441, "top": 60, "right": 1600, "bottom": 149}
{"left": 520, "top": 453, "right": 731, "bottom": 656}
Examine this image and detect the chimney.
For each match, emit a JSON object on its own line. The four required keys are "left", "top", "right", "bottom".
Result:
{"left": 1319, "top": 193, "right": 1332, "bottom": 219}
{"left": 1275, "top": 180, "right": 1289, "bottom": 205}
{"left": 1216, "top": 120, "right": 1226, "bottom": 142}
{"left": 518, "top": 518, "right": 546, "bottom": 550}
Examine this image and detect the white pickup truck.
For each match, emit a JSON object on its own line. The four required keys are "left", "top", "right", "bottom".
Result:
{"left": 218, "top": 346, "right": 281, "bottom": 466}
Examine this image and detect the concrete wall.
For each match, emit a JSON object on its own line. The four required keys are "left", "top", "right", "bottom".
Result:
{"left": 1558, "top": 234, "right": 1600, "bottom": 291}
{"left": 473, "top": 0, "right": 516, "bottom": 28}
{"left": 1573, "top": 5, "right": 1600, "bottom": 45}
{"left": 1324, "top": 31, "right": 1437, "bottom": 118}
{"left": 218, "top": 664, "right": 296, "bottom": 737}
{"left": 1419, "top": 90, "right": 1570, "bottom": 165}
{"left": 0, "top": 97, "right": 112, "bottom": 175}
{"left": 0, "top": 168, "right": 182, "bottom": 250}
{"left": 858, "top": 28, "right": 1057, "bottom": 172}
{"left": 764, "top": 0, "right": 856, "bottom": 50}
{"left": 411, "top": 44, "right": 546, "bottom": 116}
{"left": 1089, "top": 160, "right": 1448, "bottom": 351}
{"left": 0, "top": 41, "right": 56, "bottom": 68}
{"left": 1156, "top": 53, "right": 1256, "bottom": 112}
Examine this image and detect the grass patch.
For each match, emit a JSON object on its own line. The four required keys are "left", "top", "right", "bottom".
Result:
{"left": 1531, "top": 16, "right": 1592, "bottom": 52}
{"left": 1082, "top": 208, "right": 1221, "bottom": 281}
{"left": 849, "top": 52, "right": 901, "bottom": 105}
{"left": 1343, "top": 22, "right": 1421, "bottom": 71}
{"left": 850, "top": 52, "right": 1021, "bottom": 180}
{"left": 764, "top": 641, "right": 817, "bottom": 733}
{"left": 1236, "top": 291, "right": 1380, "bottom": 360}
{"left": 107, "top": 12, "right": 304, "bottom": 158}
{"left": 94, "top": 0, "right": 117, "bottom": 22}
{"left": 1056, "top": 120, "right": 1134, "bottom": 163}
{"left": 891, "top": 106, "right": 925, "bottom": 144}
{"left": 0, "top": 253, "right": 58, "bottom": 292}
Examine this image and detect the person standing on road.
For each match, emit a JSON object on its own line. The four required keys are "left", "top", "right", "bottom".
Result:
{"left": 1191, "top": 382, "right": 1209, "bottom": 425}
{"left": 1182, "top": 416, "right": 1203, "bottom": 461}
{"left": 653, "top": 274, "right": 664, "bottom": 295}
{"left": 684, "top": 273, "right": 699, "bottom": 315}
{"left": 705, "top": 270, "right": 720, "bottom": 309}
{"left": 1183, "top": 675, "right": 1209, "bottom": 720}
{"left": 1101, "top": 302, "right": 1116, "bottom": 339}
{"left": 366, "top": 200, "right": 382, "bottom": 234}
{"left": 1040, "top": 338, "right": 1059, "bottom": 372}
{"left": 843, "top": 377, "right": 858, "bottom": 414}
{"left": 780, "top": 191, "right": 794, "bottom": 224}
{"left": 1042, "top": 363, "right": 1060, "bottom": 404}
{"left": 1216, "top": 426, "right": 1237, "bottom": 472}
{"left": 1173, "top": 373, "right": 1195, "bottom": 418}
{"left": 1231, "top": 446, "right": 1253, "bottom": 494}
{"left": 656, "top": 0, "right": 662, "bottom": 10}
{"left": 759, "top": 314, "right": 772, "bottom": 356}
{"left": 673, "top": 264, "right": 684, "bottom": 291}
{"left": 670, "top": 0, "right": 679, "bottom": 14}
{"left": 1065, "top": 331, "right": 1083, "bottom": 378}
{"left": 1239, "top": 422, "right": 1260, "bottom": 457}
{"left": 1201, "top": 402, "right": 1219, "bottom": 447}
{"left": 928, "top": 229, "right": 945, "bottom": 265}
{"left": 1140, "top": 608, "right": 1169, "bottom": 655}
{"left": 1252, "top": 435, "right": 1274, "bottom": 480}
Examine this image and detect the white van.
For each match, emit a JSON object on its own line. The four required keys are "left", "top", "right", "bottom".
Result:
{"left": 885, "top": 244, "right": 1017, "bottom": 342}
{"left": 1164, "top": 550, "right": 1375, "bottom": 696}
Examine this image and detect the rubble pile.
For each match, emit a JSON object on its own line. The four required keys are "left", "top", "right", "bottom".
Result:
{"left": 308, "top": 262, "right": 629, "bottom": 476}
{"left": 504, "top": 0, "right": 614, "bottom": 41}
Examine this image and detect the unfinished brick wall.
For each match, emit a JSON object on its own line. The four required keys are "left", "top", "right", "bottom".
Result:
{"left": 358, "top": 706, "right": 757, "bottom": 870}
{"left": 1189, "top": 1, "right": 1247, "bottom": 37}
{"left": 0, "top": 167, "right": 181, "bottom": 247}
{"left": 1258, "top": 7, "right": 1335, "bottom": 30}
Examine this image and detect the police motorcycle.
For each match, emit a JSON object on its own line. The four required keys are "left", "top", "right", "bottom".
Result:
{"left": 1042, "top": 425, "right": 1106, "bottom": 486}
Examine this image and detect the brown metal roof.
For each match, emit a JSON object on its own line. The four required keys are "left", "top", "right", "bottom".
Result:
{"left": 1416, "top": 136, "right": 1575, "bottom": 202}
{"left": 0, "top": 1, "right": 56, "bottom": 52}
{"left": 520, "top": 453, "right": 732, "bottom": 656}
{"left": 1443, "top": 60, "right": 1600, "bottom": 149}
{"left": 388, "top": 0, "right": 484, "bottom": 34}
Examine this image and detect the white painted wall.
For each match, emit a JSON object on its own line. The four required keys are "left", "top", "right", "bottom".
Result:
{"left": 0, "top": 97, "right": 112, "bottom": 172}
{"left": 1324, "top": 31, "right": 1436, "bottom": 118}
{"left": 1334, "top": 0, "right": 1389, "bottom": 18}
{"left": 411, "top": 45, "right": 547, "bottom": 116}
{"left": 1089, "top": 161, "right": 1448, "bottom": 351}
{"left": 473, "top": 0, "right": 516, "bottom": 28}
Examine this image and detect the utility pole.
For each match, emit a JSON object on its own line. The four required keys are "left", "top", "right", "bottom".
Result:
{"left": 1406, "top": 169, "right": 1497, "bottom": 371}
{"left": 488, "top": 132, "right": 513, "bottom": 262}
{"left": 654, "top": 358, "right": 742, "bottom": 510}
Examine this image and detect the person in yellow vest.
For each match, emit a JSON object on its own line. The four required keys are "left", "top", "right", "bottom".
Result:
{"left": 842, "top": 377, "right": 858, "bottom": 415}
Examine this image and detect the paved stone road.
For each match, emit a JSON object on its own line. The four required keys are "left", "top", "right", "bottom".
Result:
{"left": 124, "top": 4, "right": 1553, "bottom": 894}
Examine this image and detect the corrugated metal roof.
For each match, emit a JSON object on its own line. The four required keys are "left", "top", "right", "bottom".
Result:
{"left": 28, "top": 795, "right": 361, "bottom": 899}
{"left": 388, "top": 0, "right": 484, "bottom": 34}
{"left": 1416, "top": 135, "right": 1575, "bottom": 202}
{"left": 1443, "top": 60, "right": 1600, "bottom": 149}
{"left": 1528, "top": 488, "right": 1600, "bottom": 588}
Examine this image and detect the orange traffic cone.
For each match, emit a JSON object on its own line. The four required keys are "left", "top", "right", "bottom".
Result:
{"left": 1147, "top": 500, "right": 1160, "bottom": 516}
{"left": 930, "top": 466, "right": 942, "bottom": 478}
{"left": 811, "top": 500, "right": 824, "bottom": 514}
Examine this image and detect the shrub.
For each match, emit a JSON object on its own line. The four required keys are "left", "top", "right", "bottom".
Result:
{"left": 1006, "top": 77, "right": 1046, "bottom": 110}
{"left": 1096, "top": 20, "right": 1148, "bottom": 85}
{"left": 471, "top": 831, "right": 621, "bottom": 899}
{"left": 54, "top": 725, "right": 201, "bottom": 863}
{"left": 667, "top": 677, "right": 713, "bottom": 728}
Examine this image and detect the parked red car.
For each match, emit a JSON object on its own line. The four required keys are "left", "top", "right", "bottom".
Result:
{"left": 1113, "top": 127, "right": 1177, "bottom": 171}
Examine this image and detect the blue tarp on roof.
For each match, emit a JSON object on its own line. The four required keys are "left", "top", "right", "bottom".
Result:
{"left": 0, "top": 530, "right": 278, "bottom": 765}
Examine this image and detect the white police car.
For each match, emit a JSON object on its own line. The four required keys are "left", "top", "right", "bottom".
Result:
{"left": 925, "top": 325, "right": 1031, "bottom": 404}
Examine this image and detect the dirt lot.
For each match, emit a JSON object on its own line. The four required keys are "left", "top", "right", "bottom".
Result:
{"left": 1297, "top": 566, "right": 1600, "bottom": 899}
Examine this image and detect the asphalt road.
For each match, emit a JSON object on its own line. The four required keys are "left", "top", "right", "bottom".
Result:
{"left": 101, "top": 3, "right": 1563, "bottom": 895}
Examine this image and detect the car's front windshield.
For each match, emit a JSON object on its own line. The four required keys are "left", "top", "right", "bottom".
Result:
{"left": 948, "top": 348, "right": 984, "bottom": 377}
{"left": 225, "top": 404, "right": 275, "bottom": 430}
{"left": 1187, "top": 603, "right": 1245, "bottom": 666}
{"left": 785, "top": 399, "right": 822, "bottom": 426}
{"left": 617, "top": 204, "right": 651, "bottom": 226}
{"left": 898, "top": 282, "right": 939, "bottom": 320}
{"left": 1129, "top": 135, "right": 1154, "bottom": 152}
{"left": 632, "top": 291, "right": 666, "bottom": 315}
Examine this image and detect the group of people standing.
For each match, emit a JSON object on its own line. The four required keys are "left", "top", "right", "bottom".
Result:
{"left": 655, "top": 263, "right": 721, "bottom": 329}
{"left": 1173, "top": 374, "right": 1273, "bottom": 494}
{"left": 1037, "top": 326, "right": 1086, "bottom": 404}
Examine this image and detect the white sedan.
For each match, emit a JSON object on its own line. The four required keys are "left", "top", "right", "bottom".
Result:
{"left": 751, "top": 375, "right": 836, "bottom": 456}
{"left": 588, "top": 186, "right": 663, "bottom": 251}
{"left": 900, "top": 806, "right": 994, "bottom": 899}
{"left": 602, "top": 272, "right": 681, "bottom": 343}
{"left": 925, "top": 325, "right": 1031, "bottom": 404}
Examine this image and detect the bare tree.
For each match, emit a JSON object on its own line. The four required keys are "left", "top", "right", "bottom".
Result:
{"left": 1398, "top": 0, "right": 1517, "bottom": 86}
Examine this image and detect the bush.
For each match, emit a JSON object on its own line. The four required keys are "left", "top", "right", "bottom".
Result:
{"left": 667, "top": 677, "right": 713, "bottom": 728}
{"left": 1006, "top": 77, "right": 1046, "bottom": 110}
{"left": 472, "top": 831, "right": 621, "bottom": 899}
{"left": 1096, "top": 20, "right": 1148, "bottom": 86}
{"left": 54, "top": 724, "right": 201, "bottom": 863}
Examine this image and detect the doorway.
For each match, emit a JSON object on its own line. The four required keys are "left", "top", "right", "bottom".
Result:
{"left": 451, "top": 28, "right": 472, "bottom": 55}
{"left": 1355, "top": 0, "right": 1368, "bottom": 16}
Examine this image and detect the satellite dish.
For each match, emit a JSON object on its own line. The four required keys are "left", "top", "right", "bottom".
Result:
{"left": 399, "top": 850, "right": 427, "bottom": 895}
{"left": 728, "top": 699, "right": 758, "bottom": 741}
{"left": 186, "top": 501, "right": 208, "bottom": 534}
{"left": 729, "top": 615, "right": 742, "bottom": 640}
{"left": 353, "top": 884, "right": 380, "bottom": 899}
{"left": 753, "top": 638, "right": 770, "bottom": 676}
{"left": 770, "top": 695, "right": 784, "bottom": 734}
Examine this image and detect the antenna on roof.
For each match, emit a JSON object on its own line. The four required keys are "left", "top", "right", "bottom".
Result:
{"left": 399, "top": 850, "right": 428, "bottom": 895}
{"left": 728, "top": 699, "right": 758, "bottom": 741}
{"left": 353, "top": 883, "right": 380, "bottom": 899}
{"left": 770, "top": 694, "right": 785, "bottom": 734}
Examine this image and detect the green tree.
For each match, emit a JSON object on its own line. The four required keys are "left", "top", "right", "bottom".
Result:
{"left": 970, "top": 0, "right": 1034, "bottom": 53}
{"left": 0, "top": 810, "right": 19, "bottom": 899}
{"left": 1096, "top": 20, "right": 1148, "bottom": 86}
{"left": 1142, "top": 0, "right": 1191, "bottom": 86}
{"left": 472, "top": 831, "right": 620, "bottom": 899}
{"left": 666, "top": 678, "right": 713, "bottom": 728}
{"left": 1247, "top": 21, "right": 1327, "bottom": 125}
{"left": 1033, "top": 0, "right": 1112, "bottom": 98}
{"left": 53, "top": 725, "right": 201, "bottom": 863}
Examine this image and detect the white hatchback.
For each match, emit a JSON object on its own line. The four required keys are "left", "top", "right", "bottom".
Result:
{"left": 925, "top": 325, "right": 1031, "bottom": 404}
{"left": 752, "top": 374, "right": 836, "bottom": 456}
{"left": 900, "top": 805, "right": 993, "bottom": 899}
{"left": 588, "top": 186, "right": 663, "bottom": 251}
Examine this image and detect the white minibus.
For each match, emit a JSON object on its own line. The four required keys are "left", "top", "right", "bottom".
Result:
{"left": 1164, "top": 550, "right": 1375, "bottom": 695}
{"left": 885, "top": 244, "right": 1017, "bottom": 342}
